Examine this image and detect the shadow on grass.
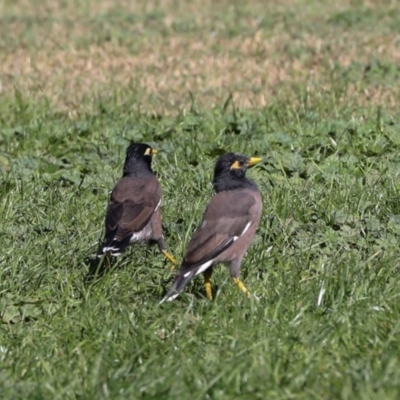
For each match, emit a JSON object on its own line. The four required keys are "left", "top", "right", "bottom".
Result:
{"left": 83, "top": 254, "right": 113, "bottom": 286}
{"left": 83, "top": 247, "right": 178, "bottom": 297}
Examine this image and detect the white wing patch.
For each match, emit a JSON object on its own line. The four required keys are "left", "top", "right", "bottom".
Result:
{"left": 155, "top": 199, "right": 161, "bottom": 211}
{"left": 241, "top": 222, "right": 252, "bottom": 237}
{"left": 231, "top": 223, "right": 251, "bottom": 243}
{"left": 192, "top": 259, "right": 213, "bottom": 277}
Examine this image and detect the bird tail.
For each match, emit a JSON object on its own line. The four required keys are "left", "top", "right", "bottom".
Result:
{"left": 98, "top": 236, "right": 131, "bottom": 257}
{"left": 160, "top": 258, "right": 214, "bottom": 303}
{"left": 159, "top": 268, "right": 198, "bottom": 303}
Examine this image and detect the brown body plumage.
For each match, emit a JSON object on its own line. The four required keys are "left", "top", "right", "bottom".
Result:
{"left": 99, "top": 143, "right": 176, "bottom": 265}
{"left": 161, "top": 152, "right": 262, "bottom": 302}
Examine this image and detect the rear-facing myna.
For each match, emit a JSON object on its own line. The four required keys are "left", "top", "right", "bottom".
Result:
{"left": 161, "top": 152, "right": 262, "bottom": 302}
{"left": 98, "top": 143, "right": 176, "bottom": 265}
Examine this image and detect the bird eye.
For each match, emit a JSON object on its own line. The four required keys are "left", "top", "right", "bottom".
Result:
{"left": 230, "top": 160, "right": 244, "bottom": 170}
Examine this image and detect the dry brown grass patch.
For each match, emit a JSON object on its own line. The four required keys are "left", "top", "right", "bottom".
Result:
{"left": 1, "top": 0, "right": 400, "bottom": 113}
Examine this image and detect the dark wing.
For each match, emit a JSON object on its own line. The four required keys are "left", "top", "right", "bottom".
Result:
{"left": 101, "top": 177, "right": 161, "bottom": 253}
{"left": 105, "top": 200, "right": 155, "bottom": 241}
{"left": 183, "top": 190, "right": 256, "bottom": 268}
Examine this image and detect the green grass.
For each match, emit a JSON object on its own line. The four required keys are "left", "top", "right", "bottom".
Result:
{"left": 2, "top": 0, "right": 400, "bottom": 399}
{"left": 2, "top": 102, "right": 400, "bottom": 399}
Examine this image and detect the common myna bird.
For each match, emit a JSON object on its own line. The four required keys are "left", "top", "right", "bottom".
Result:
{"left": 161, "top": 152, "right": 262, "bottom": 302}
{"left": 98, "top": 143, "right": 176, "bottom": 265}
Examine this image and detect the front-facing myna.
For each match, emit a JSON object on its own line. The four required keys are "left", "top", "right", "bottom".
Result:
{"left": 161, "top": 152, "right": 262, "bottom": 302}
{"left": 98, "top": 143, "right": 176, "bottom": 265}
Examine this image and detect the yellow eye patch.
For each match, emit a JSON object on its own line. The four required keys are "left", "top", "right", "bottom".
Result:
{"left": 230, "top": 161, "right": 241, "bottom": 169}
{"left": 144, "top": 148, "right": 158, "bottom": 156}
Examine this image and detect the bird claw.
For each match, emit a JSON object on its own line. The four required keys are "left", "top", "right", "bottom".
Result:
{"left": 162, "top": 250, "right": 178, "bottom": 266}
{"left": 233, "top": 277, "right": 251, "bottom": 298}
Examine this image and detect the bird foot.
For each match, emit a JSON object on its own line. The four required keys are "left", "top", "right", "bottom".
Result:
{"left": 232, "top": 277, "right": 251, "bottom": 298}
{"left": 162, "top": 250, "right": 178, "bottom": 267}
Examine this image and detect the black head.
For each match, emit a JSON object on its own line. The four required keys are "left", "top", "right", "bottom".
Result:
{"left": 213, "top": 152, "right": 261, "bottom": 192}
{"left": 123, "top": 143, "right": 158, "bottom": 177}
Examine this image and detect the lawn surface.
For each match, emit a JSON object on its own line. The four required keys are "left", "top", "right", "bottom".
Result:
{"left": 1, "top": 0, "right": 400, "bottom": 399}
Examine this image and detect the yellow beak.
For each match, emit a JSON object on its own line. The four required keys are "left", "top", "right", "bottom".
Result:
{"left": 248, "top": 157, "right": 262, "bottom": 166}
{"left": 151, "top": 149, "right": 158, "bottom": 155}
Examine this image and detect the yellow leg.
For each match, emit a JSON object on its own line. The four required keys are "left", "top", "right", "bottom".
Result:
{"left": 232, "top": 277, "right": 251, "bottom": 298}
{"left": 161, "top": 250, "right": 178, "bottom": 270}
{"left": 204, "top": 273, "right": 213, "bottom": 301}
